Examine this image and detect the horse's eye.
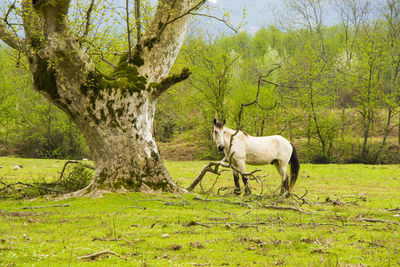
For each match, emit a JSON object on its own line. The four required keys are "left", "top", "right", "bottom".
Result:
{"left": 214, "top": 130, "right": 218, "bottom": 135}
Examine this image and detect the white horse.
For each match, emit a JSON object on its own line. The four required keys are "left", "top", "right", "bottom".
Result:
{"left": 212, "top": 119, "right": 300, "bottom": 195}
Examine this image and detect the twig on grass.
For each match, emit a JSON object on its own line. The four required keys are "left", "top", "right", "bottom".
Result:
{"left": 20, "top": 204, "right": 70, "bottom": 210}
{"left": 360, "top": 218, "right": 400, "bottom": 225}
{"left": 163, "top": 201, "right": 191, "bottom": 206}
{"left": 77, "top": 249, "right": 126, "bottom": 260}
{"left": 291, "top": 190, "right": 312, "bottom": 206}
{"left": 290, "top": 222, "right": 345, "bottom": 228}
{"left": 262, "top": 204, "right": 313, "bottom": 214}
{"left": 112, "top": 204, "right": 147, "bottom": 216}
{"left": 314, "top": 197, "right": 359, "bottom": 206}
{"left": 182, "top": 219, "right": 283, "bottom": 229}
{"left": 193, "top": 196, "right": 255, "bottom": 209}
{"left": 184, "top": 221, "right": 212, "bottom": 228}
{"left": 0, "top": 181, "right": 63, "bottom": 197}
{"left": 385, "top": 207, "right": 400, "bottom": 212}
{"left": 204, "top": 206, "right": 235, "bottom": 216}
{"left": 217, "top": 186, "right": 239, "bottom": 196}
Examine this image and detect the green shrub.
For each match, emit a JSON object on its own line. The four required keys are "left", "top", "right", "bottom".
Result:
{"left": 58, "top": 163, "right": 93, "bottom": 193}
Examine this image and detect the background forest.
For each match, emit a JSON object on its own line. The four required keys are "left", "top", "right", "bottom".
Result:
{"left": 0, "top": 0, "right": 399, "bottom": 164}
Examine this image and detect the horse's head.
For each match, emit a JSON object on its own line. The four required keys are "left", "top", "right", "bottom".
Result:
{"left": 213, "top": 118, "right": 226, "bottom": 151}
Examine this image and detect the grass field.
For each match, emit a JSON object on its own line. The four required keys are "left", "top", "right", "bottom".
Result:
{"left": 0, "top": 157, "right": 399, "bottom": 266}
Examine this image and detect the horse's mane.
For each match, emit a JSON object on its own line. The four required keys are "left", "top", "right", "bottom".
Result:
{"left": 224, "top": 126, "right": 250, "bottom": 137}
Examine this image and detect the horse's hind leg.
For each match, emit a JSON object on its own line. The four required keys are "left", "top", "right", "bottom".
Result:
{"left": 274, "top": 161, "right": 289, "bottom": 194}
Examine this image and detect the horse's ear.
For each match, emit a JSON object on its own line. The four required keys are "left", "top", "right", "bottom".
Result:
{"left": 213, "top": 118, "right": 217, "bottom": 125}
{"left": 223, "top": 119, "right": 226, "bottom": 125}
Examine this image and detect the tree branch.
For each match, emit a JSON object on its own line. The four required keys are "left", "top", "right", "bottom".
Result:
{"left": 152, "top": 67, "right": 191, "bottom": 97}
{"left": 0, "top": 20, "right": 25, "bottom": 51}
{"left": 83, "top": 0, "right": 95, "bottom": 39}
{"left": 77, "top": 249, "right": 126, "bottom": 260}
{"left": 162, "top": 0, "right": 206, "bottom": 29}
{"left": 126, "top": 0, "right": 132, "bottom": 62}
{"left": 135, "top": 0, "right": 141, "bottom": 44}
{"left": 139, "top": 0, "right": 202, "bottom": 82}
{"left": 189, "top": 12, "right": 238, "bottom": 33}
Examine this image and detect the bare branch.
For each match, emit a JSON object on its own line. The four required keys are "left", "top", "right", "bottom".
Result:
{"left": 20, "top": 204, "right": 70, "bottom": 210}
{"left": 126, "top": 0, "right": 132, "bottom": 62}
{"left": 83, "top": 0, "right": 95, "bottom": 39}
{"left": 144, "top": 0, "right": 206, "bottom": 50}
{"left": 77, "top": 249, "right": 126, "bottom": 260}
{"left": 135, "top": 0, "right": 141, "bottom": 43}
{"left": 189, "top": 12, "right": 238, "bottom": 33}
{"left": 187, "top": 160, "right": 264, "bottom": 195}
{"left": 98, "top": 51, "right": 117, "bottom": 68}
{"left": 163, "top": 0, "right": 206, "bottom": 28}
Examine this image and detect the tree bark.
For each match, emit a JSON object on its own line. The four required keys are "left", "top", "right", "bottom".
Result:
{"left": 0, "top": 0, "right": 201, "bottom": 195}
{"left": 74, "top": 90, "right": 180, "bottom": 193}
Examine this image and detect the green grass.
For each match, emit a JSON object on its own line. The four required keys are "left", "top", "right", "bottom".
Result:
{"left": 0, "top": 157, "right": 400, "bottom": 266}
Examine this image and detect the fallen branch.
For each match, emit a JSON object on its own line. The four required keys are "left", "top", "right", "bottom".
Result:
{"left": 193, "top": 196, "right": 255, "bottom": 209}
{"left": 0, "top": 160, "right": 95, "bottom": 198}
{"left": 385, "top": 207, "right": 400, "bottom": 212}
{"left": 77, "top": 249, "right": 126, "bottom": 260}
{"left": 112, "top": 204, "right": 147, "bottom": 216}
{"left": 204, "top": 206, "right": 235, "bottom": 216}
{"left": 182, "top": 219, "right": 283, "bottom": 229}
{"left": 184, "top": 221, "right": 212, "bottom": 228}
{"left": 187, "top": 161, "right": 264, "bottom": 195}
{"left": 261, "top": 204, "right": 313, "bottom": 214}
{"left": 163, "top": 201, "right": 190, "bottom": 206}
{"left": 20, "top": 204, "right": 70, "bottom": 210}
{"left": 0, "top": 181, "right": 63, "bottom": 195}
{"left": 250, "top": 200, "right": 312, "bottom": 214}
{"left": 315, "top": 197, "right": 359, "bottom": 206}
{"left": 291, "top": 190, "right": 312, "bottom": 206}
{"left": 186, "top": 162, "right": 221, "bottom": 191}
{"left": 360, "top": 218, "right": 400, "bottom": 225}
{"left": 290, "top": 222, "right": 345, "bottom": 228}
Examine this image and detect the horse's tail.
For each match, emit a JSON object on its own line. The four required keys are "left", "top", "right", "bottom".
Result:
{"left": 289, "top": 143, "right": 300, "bottom": 191}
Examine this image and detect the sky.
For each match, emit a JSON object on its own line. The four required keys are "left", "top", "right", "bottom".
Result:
{"left": 202, "top": 0, "right": 341, "bottom": 35}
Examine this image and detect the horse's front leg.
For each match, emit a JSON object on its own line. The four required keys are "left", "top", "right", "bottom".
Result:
{"left": 236, "top": 160, "right": 251, "bottom": 195}
{"left": 232, "top": 170, "right": 241, "bottom": 195}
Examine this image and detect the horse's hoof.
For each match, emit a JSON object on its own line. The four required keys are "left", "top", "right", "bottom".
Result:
{"left": 244, "top": 188, "right": 251, "bottom": 196}
{"left": 234, "top": 188, "right": 241, "bottom": 195}
{"left": 280, "top": 190, "right": 290, "bottom": 198}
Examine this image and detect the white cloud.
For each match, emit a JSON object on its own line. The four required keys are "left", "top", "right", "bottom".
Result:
{"left": 209, "top": 0, "right": 218, "bottom": 4}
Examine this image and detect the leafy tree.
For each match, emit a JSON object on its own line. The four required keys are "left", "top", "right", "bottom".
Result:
{"left": 380, "top": 0, "right": 400, "bottom": 150}
{"left": 0, "top": 0, "right": 204, "bottom": 194}
{"left": 0, "top": 47, "right": 87, "bottom": 158}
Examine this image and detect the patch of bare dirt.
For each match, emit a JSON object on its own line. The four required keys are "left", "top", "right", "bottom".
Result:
{"left": 158, "top": 141, "right": 206, "bottom": 161}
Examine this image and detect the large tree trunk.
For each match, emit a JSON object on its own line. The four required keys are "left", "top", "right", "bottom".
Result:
{"left": 78, "top": 91, "right": 179, "bottom": 193}
{"left": 0, "top": 0, "right": 200, "bottom": 195}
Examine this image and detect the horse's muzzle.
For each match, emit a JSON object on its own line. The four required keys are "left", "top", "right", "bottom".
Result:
{"left": 218, "top": 145, "right": 225, "bottom": 151}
